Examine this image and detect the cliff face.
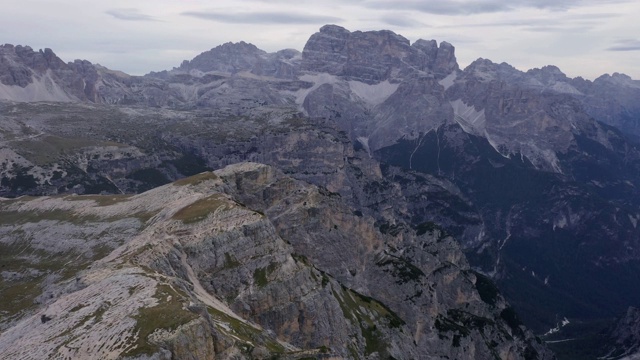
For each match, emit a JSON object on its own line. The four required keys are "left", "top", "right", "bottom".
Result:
{"left": 301, "top": 24, "right": 458, "bottom": 83}
{"left": 0, "top": 44, "right": 134, "bottom": 103}
{"left": 599, "top": 307, "right": 640, "bottom": 359}
{"left": 0, "top": 163, "right": 552, "bottom": 359}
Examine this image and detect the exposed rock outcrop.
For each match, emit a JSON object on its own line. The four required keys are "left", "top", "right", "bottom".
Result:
{"left": 601, "top": 307, "right": 640, "bottom": 359}
{"left": 301, "top": 24, "right": 458, "bottom": 84}
{"left": 0, "top": 163, "right": 553, "bottom": 359}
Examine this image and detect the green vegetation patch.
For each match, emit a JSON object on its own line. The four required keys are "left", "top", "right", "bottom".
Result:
{"left": 0, "top": 241, "right": 98, "bottom": 320}
{"left": 472, "top": 271, "right": 500, "bottom": 306}
{"left": 291, "top": 253, "right": 310, "bottom": 265}
{"left": 69, "top": 303, "right": 88, "bottom": 312}
{"left": 167, "top": 153, "right": 213, "bottom": 177}
{"left": 171, "top": 194, "right": 228, "bottom": 224}
{"left": 500, "top": 307, "right": 524, "bottom": 337}
{"left": 63, "top": 194, "right": 133, "bottom": 206}
{"left": 0, "top": 208, "right": 99, "bottom": 226}
{"left": 12, "top": 135, "right": 123, "bottom": 166}
{"left": 123, "top": 284, "right": 198, "bottom": 357}
{"left": 435, "top": 309, "right": 496, "bottom": 347}
{"left": 172, "top": 172, "right": 218, "bottom": 187}
{"left": 253, "top": 262, "right": 279, "bottom": 288}
{"left": 415, "top": 221, "right": 443, "bottom": 236}
{"left": 376, "top": 221, "right": 404, "bottom": 236}
{"left": 376, "top": 253, "right": 425, "bottom": 284}
{"left": 207, "top": 307, "right": 285, "bottom": 355}
{"left": 0, "top": 275, "right": 44, "bottom": 321}
{"left": 1, "top": 197, "right": 155, "bottom": 226}
{"left": 127, "top": 168, "right": 171, "bottom": 191}
{"left": 223, "top": 252, "right": 241, "bottom": 269}
{"left": 333, "top": 285, "right": 405, "bottom": 356}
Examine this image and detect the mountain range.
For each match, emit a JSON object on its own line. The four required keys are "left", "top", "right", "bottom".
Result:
{"left": 1, "top": 24, "right": 640, "bottom": 359}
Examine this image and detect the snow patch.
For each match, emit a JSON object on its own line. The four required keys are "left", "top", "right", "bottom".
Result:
{"left": 409, "top": 133, "right": 427, "bottom": 170}
{"left": 348, "top": 80, "right": 399, "bottom": 106}
{"left": 554, "top": 215, "right": 568, "bottom": 230}
{"left": 484, "top": 130, "right": 510, "bottom": 158}
{"left": 524, "top": 142, "right": 564, "bottom": 173}
{"left": 169, "top": 83, "right": 200, "bottom": 102}
{"left": 285, "top": 73, "right": 340, "bottom": 108}
{"left": 543, "top": 317, "right": 570, "bottom": 336}
{"left": 551, "top": 82, "right": 583, "bottom": 95}
{"left": 0, "top": 71, "right": 75, "bottom": 102}
{"left": 619, "top": 353, "right": 640, "bottom": 360}
{"left": 451, "top": 99, "right": 486, "bottom": 136}
{"left": 499, "top": 232, "right": 511, "bottom": 250}
{"left": 438, "top": 72, "right": 457, "bottom": 90}
{"left": 356, "top": 136, "right": 371, "bottom": 155}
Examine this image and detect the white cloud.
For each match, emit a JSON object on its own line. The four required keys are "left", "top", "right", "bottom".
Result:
{"left": 105, "top": 8, "right": 158, "bottom": 21}
{"left": 607, "top": 38, "right": 640, "bottom": 51}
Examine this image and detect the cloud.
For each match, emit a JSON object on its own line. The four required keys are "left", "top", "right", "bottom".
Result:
{"left": 181, "top": 10, "right": 342, "bottom": 24}
{"left": 366, "top": 1, "right": 508, "bottom": 15}
{"left": 363, "top": 0, "right": 631, "bottom": 15}
{"left": 435, "top": 11, "right": 619, "bottom": 31}
{"left": 525, "top": 25, "right": 594, "bottom": 33}
{"left": 105, "top": 8, "right": 157, "bottom": 21}
{"left": 379, "top": 14, "right": 427, "bottom": 28}
{"left": 607, "top": 39, "right": 640, "bottom": 51}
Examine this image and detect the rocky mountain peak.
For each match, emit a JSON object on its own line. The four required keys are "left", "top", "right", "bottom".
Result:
{"left": 526, "top": 65, "right": 570, "bottom": 85}
{"left": 0, "top": 44, "right": 133, "bottom": 103}
{"left": 301, "top": 24, "right": 415, "bottom": 82}
{"left": 178, "top": 41, "right": 267, "bottom": 74}
{"left": 318, "top": 23, "right": 351, "bottom": 38}
{"left": 600, "top": 307, "right": 640, "bottom": 358}
{"left": 173, "top": 41, "right": 299, "bottom": 79}
{"left": 594, "top": 71, "right": 640, "bottom": 88}
{"left": 433, "top": 40, "right": 458, "bottom": 75}
{"left": 302, "top": 25, "right": 458, "bottom": 83}
{"left": 463, "top": 57, "right": 521, "bottom": 82}
{"left": 412, "top": 38, "right": 438, "bottom": 53}
{"left": 0, "top": 44, "right": 67, "bottom": 87}
{"left": 408, "top": 39, "right": 458, "bottom": 76}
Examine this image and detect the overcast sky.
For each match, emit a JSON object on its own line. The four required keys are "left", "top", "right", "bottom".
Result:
{"left": 3, "top": 0, "right": 639, "bottom": 80}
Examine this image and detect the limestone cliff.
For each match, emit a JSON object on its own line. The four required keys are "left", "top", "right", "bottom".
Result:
{"left": 0, "top": 163, "right": 553, "bottom": 359}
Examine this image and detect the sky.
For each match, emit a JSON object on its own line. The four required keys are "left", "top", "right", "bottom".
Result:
{"left": 2, "top": 0, "right": 639, "bottom": 80}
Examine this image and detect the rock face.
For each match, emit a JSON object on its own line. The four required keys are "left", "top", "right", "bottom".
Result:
{"left": 151, "top": 42, "right": 300, "bottom": 80}
{"left": 0, "top": 44, "right": 133, "bottom": 103}
{"left": 0, "top": 164, "right": 553, "bottom": 359}
{"left": 179, "top": 41, "right": 267, "bottom": 74}
{"left": 301, "top": 24, "right": 458, "bottom": 83}
{"left": 600, "top": 307, "right": 640, "bottom": 360}
{"left": 577, "top": 73, "right": 640, "bottom": 140}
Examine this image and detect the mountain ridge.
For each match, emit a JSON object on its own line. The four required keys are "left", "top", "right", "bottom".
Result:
{"left": 0, "top": 163, "right": 553, "bottom": 359}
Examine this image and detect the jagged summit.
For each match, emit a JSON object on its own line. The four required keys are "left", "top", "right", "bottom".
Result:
{"left": 0, "top": 44, "right": 67, "bottom": 86}
{"left": 301, "top": 24, "right": 458, "bottom": 83}
{"left": 165, "top": 40, "right": 300, "bottom": 79}
{"left": 177, "top": 41, "right": 266, "bottom": 74}
{"left": 0, "top": 44, "right": 130, "bottom": 103}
